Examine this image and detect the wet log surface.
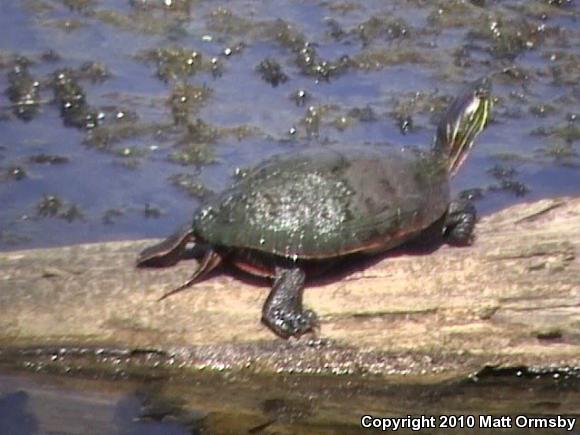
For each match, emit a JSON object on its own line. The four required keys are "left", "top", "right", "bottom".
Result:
{"left": 1, "top": 197, "right": 579, "bottom": 380}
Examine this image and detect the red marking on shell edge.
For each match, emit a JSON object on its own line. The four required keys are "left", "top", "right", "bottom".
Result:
{"left": 232, "top": 259, "right": 274, "bottom": 278}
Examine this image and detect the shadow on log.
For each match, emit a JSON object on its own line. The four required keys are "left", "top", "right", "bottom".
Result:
{"left": 1, "top": 197, "right": 579, "bottom": 380}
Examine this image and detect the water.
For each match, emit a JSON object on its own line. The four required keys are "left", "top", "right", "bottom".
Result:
{"left": 1, "top": 367, "right": 579, "bottom": 435}
{"left": 0, "top": 0, "right": 578, "bottom": 250}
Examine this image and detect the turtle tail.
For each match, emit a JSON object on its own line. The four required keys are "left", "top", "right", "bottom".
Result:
{"left": 433, "top": 77, "right": 493, "bottom": 176}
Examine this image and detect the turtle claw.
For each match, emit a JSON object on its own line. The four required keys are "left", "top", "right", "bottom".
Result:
{"left": 263, "top": 307, "right": 319, "bottom": 339}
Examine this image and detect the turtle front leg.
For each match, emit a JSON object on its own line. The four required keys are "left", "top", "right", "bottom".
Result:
{"left": 262, "top": 265, "right": 318, "bottom": 339}
{"left": 443, "top": 199, "right": 477, "bottom": 245}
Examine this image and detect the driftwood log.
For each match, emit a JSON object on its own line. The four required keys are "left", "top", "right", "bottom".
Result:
{"left": 0, "top": 197, "right": 579, "bottom": 379}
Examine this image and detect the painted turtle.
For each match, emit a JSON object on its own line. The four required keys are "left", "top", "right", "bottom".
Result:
{"left": 138, "top": 78, "right": 492, "bottom": 339}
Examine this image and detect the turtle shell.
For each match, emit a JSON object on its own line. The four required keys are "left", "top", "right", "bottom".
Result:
{"left": 193, "top": 145, "right": 450, "bottom": 259}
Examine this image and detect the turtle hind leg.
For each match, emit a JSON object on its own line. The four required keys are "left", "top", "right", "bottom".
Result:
{"left": 137, "top": 224, "right": 194, "bottom": 268}
{"left": 443, "top": 199, "right": 477, "bottom": 246}
{"left": 262, "top": 264, "right": 318, "bottom": 339}
{"left": 158, "top": 249, "right": 222, "bottom": 301}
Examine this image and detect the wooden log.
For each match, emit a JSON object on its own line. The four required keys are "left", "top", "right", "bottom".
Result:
{"left": 1, "top": 197, "right": 579, "bottom": 379}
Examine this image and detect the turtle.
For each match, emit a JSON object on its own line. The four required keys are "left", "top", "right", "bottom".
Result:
{"left": 137, "top": 78, "right": 493, "bottom": 339}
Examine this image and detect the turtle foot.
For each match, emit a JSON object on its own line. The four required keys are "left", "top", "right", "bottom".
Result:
{"left": 262, "top": 265, "right": 319, "bottom": 339}
{"left": 262, "top": 307, "right": 319, "bottom": 339}
{"left": 444, "top": 199, "right": 477, "bottom": 246}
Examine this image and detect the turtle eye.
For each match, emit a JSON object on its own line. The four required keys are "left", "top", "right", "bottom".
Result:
{"left": 475, "top": 88, "right": 489, "bottom": 100}
{"left": 473, "top": 76, "right": 491, "bottom": 97}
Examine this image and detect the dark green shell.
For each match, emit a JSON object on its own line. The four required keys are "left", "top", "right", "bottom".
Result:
{"left": 192, "top": 145, "right": 450, "bottom": 259}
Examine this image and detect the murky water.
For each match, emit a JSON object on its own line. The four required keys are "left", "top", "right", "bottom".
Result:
{"left": 1, "top": 366, "right": 579, "bottom": 435}
{"left": 0, "top": 0, "right": 578, "bottom": 250}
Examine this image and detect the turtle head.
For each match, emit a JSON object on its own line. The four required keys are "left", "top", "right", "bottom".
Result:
{"left": 433, "top": 77, "right": 493, "bottom": 175}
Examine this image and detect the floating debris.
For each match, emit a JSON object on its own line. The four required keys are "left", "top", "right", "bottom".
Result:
{"left": 36, "top": 195, "right": 85, "bottom": 222}
{"left": 459, "top": 188, "right": 486, "bottom": 201}
{"left": 274, "top": 20, "right": 351, "bottom": 81}
{"left": 143, "top": 203, "right": 162, "bottom": 218}
{"left": 137, "top": 48, "right": 207, "bottom": 82}
{"left": 356, "top": 15, "right": 409, "bottom": 46}
{"left": 169, "top": 173, "right": 212, "bottom": 199}
{"left": 28, "top": 154, "right": 70, "bottom": 165}
{"left": 257, "top": 58, "right": 288, "bottom": 87}
{"left": 51, "top": 69, "right": 101, "bottom": 129}
{"left": 167, "top": 83, "right": 213, "bottom": 125}
{"left": 291, "top": 89, "right": 310, "bottom": 107}
{"left": 102, "top": 208, "right": 124, "bottom": 225}
{"left": 487, "top": 164, "right": 530, "bottom": 197}
{"left": 6, "top": 59, "right": 41, "bottom": 121}
{"left": 169, "top": 119, "right": 217, "bottom": 166}
{"left": 6, "top": 165, "right": 27, "bottom": 180}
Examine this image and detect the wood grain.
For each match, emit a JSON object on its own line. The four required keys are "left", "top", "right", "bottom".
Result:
{"left": 1, "top": 197, "right": 578, "bottom": 378}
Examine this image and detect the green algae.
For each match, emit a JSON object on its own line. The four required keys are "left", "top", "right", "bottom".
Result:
{"left": 36, "top": 195, "right": 85, "bottom": 222}
{"left": 167, "top": 83, "right": 213, "bottom": 125}
{"left": 169, "top": 173, "right": 212, "bottom": 199}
